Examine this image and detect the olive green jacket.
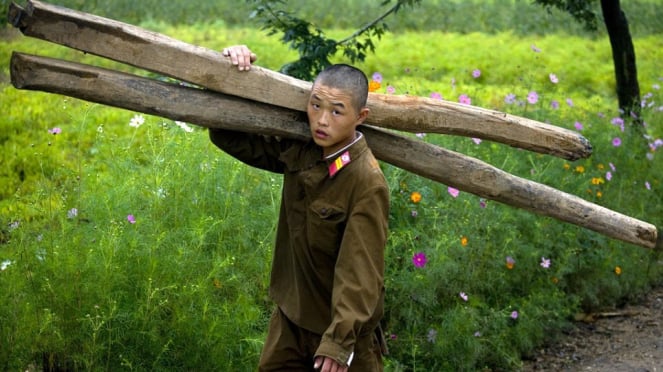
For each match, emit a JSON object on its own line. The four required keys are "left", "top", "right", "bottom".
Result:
{"left": 209, "top": 129, "right": 389, "bottom": 366}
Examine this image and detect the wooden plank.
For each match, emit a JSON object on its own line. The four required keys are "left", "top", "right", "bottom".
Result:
{"left": 10, "top": 52, "right": 660, "bottom": 250}
{"left": 8, "top": 0, "right": 592, "bottom": 160}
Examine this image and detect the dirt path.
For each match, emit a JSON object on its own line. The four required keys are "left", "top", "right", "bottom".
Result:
{"left": 522, "top": 286, "right": 663, "bottom": 371}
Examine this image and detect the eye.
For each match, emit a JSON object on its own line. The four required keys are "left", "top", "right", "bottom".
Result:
{"left": 311, "top": 103, "right": 320, "bottom": 110}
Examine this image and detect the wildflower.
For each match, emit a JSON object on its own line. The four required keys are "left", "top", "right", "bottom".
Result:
{"left": 606, "top": 171, "right": 612, "bottom": 181}
{"left": 609, "top": 162, "right": 616, "bottom": 172}
{"left": 67, "top": 208, "right": 78, "bottom": 219}
{"left": 459, "top": 292, "right": 468, "bottom": 301}
{"left": 563, "top": 163, "right": 570, "bottom": 170}
{"left": 48, "top": 127, "right": 62, "bottom": 135}
{"left": 551, "top": 100, "right": 559, "bottom": 109}
{"left": 412, "top": 252, "right": 427, "bottom": 268}
{"left": 531, "top": 44, "right": 541, "bottom": 52}
{"left": 386, "top": 85, "right": 395, "bottom": 94}
{"left": 368, "top": 80, "right": 381, "bottom": 92}
{"left": 645, "top": 181, "right": 651, "bottom": 190}
{"left": 389, "top": 334, "right": 398, "bottom": 340}
{"left": 505, "top": 93, "right": 516, "bottom": 104}
{"left": 427, "top": 329, "right": 438, "bottom": 343}
{"left": 574, "top": 121, "right": 583, "bottom": 131}
{"left": 129, "top": 114, "right": 145, "bottom": 128}
{"left": 511, "top": 311, "right": 519, "bottom": 320}
{"left": 591, "top": 177, "right": 605, "bottom": 185}
{"left": 459, "top": 94, "right": 472, "bottom": 105}
{"left": 612, "top": 137, "right": 622, "bottom": 147}
{"left": 461, "top": 236, "right": 468, "bottom": 246}
{"left": 97, "top": 125, "right": 104, "bottom": 133}
{"left": 175, "top": 121, "right": 194, "bottom": 133}
{"left": 527, "top": 91, "right": 538, "bottom": 104}
{"left": 415, "top": 133, "right": 426, "bottom": 139}
{"left": 1, "top": 260, "right": 12, "bottom": 271}
{"left": 410, "top": 191, "right": 422, "bottom": 204}
{"left": 372, "top": 72, "right": 383, "bottom": 83}
{"left": 8, "top": 221, "right": 19, "bottom": 231}
{"left": 472, "top": 69, "right": 481, "bottom": 78}
{"left": 596, "top": 191, "right": 603, "bottom": 198}
{"left": 127, "top": 214, "right": 136, "bottom": 224}
{"left": 474, "top": 331, "right": 482, "bottom": 337}
{"left": 611, "top": 117, "right": 625, "bottom": 132}
{"left": 506, "top": 256, "right": 516, "bottom": 270}
{"left": 430, "top": 92, "right": 443, "bottom": 100}
{"left": 479, "top": 198, "right": 487, "bottom": 208}
{"left": 597, "top": 163, "right": 605, "bottom": 170}
{"left": 540, "top": 257, "right": 551, "bottom": 269}
{"left": 411, "top": 210, "right": 418, "bottom": 218}
{"left": 575, "top": 165, "right": 585, "bottom": 173}
{"left": 552, "top": 277, "right": 559, "bottom": 284}
{"left": 566, "top": 98, "right": 574, "bottom": 107}
{"left": 615, "top": 266, "right": 622, "bottom": 275}
{"left": 472, "top": 138, "right": 482, "bottom": 145}
{"left": 213, "top": 278, "right": 222, "bottom": 288}
{"left": 448, "top": 187, "right": 459, "bottom": 198}
{"left": 549, "top": 73, "right": 559, "bottom": 84}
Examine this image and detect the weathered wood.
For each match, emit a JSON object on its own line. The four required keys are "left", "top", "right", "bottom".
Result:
{"left": 10, "top": 52, "right": 660, "bottom": 250}
{"left": 8, "top": 0, "right": 592, "bottom": 160}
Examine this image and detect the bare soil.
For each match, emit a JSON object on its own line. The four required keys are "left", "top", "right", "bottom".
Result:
{"left": 522, "top": 286, "right": 663, "bottom": 372}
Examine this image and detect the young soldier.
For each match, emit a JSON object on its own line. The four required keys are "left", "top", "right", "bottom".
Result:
{"left": 211, "top": 45, "right": 389, "bottom": 372}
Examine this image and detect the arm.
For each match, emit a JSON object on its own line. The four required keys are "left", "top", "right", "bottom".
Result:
{"left": 315, "top": 183, "right": 390, "bottom": 369}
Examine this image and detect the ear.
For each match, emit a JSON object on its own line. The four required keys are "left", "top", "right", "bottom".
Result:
{"left": 355, "top": 107, "right": 370, "bottom": 125}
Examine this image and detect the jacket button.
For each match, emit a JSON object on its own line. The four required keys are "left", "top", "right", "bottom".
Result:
{"left": 320, "top": 208, "right": 328, "bottom": 215}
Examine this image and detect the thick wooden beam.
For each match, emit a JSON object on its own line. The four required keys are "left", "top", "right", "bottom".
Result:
{"left": 8, "top": 0, "right": 592, "bottom": 160}
{"left": 10, "top": 52, "right": 660, "bottom": 250}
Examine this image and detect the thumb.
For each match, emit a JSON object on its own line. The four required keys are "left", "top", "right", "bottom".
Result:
{"left": 313, "top": 356, "right": 322, "bottom": 369}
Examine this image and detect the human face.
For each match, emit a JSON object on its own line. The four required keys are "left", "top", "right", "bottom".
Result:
{"left": 307, "top": 83, "right": 369, "bottom": 157}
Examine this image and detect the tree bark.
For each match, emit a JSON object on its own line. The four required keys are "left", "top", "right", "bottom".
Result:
{"left": 600, "top": 0, "right": 642, "bottom": 125}
{"left": 7, "top": 0, "right": 593, "bottom": 160}
{"left": 10, "top": 52, "right": 660, "bottom": 250}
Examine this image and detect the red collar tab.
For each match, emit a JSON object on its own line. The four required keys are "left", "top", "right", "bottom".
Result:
{"left": 328, "top": 151, "right": 351, "bottom": 178}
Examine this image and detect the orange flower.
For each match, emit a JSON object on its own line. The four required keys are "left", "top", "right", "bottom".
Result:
{"left": 410, "top": 191, "right": 422, "bottom": 203}
{"left": 591, "top": 177, "right": 605, "bottom": 185}
{"left": 575, "top": 165, "right": 585, "bottom": 173}
{"left": 460, "top": 236, "right": 468, "bottom": 246}
{"left": 614, "top": 266, "right": 622, "bottom": 275}
{"left": 368, "top": 80, "right": 381, "bottom": 92}
{"left": 506, "top": 256, "right": 515, "bottom": 270}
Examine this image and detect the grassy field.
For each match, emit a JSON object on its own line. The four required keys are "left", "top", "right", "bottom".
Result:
{"left": 1, "top": 1, "right": 663, "bottom": 370}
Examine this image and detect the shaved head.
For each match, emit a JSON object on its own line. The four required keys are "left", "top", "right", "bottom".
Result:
{"left": 313, "top": 64, "right": 369, "bottom": 111}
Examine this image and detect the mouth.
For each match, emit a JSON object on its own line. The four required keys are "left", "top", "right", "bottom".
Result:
{"left": 314, "top": 129, "right": 328, "bottom": 139}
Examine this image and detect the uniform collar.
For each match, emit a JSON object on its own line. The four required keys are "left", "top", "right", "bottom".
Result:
{"left": 325, "top": 131, "right": 367, "bottom": 178}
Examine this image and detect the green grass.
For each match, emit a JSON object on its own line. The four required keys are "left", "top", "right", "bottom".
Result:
{"left": 2, "top": 6, "right": 663, "bottom": 372}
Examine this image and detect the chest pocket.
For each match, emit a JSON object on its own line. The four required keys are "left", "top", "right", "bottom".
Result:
{"left": 307, "top": 200, "right": 347, "bottom": 256}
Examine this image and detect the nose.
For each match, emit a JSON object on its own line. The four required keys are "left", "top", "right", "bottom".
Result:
{"left": 318, "top": 111, "right": 330, "bottom": 127}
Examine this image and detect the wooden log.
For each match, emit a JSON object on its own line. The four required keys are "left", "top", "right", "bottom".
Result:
{"left": 10, "top": 52, "right": 660, "bottom": 250}
{"left": 7, "top": 0, "right": 592, "bottom": 160}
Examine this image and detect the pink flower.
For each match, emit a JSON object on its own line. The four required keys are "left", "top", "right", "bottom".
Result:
{"left": 472, "top": 138, "right": 482, "bottom": 145}
{"left": 540, "top": 257, "right": 551, "bottom": 269}
{"left": 459, "top": 292, "right": 468, "bottom": 301}
{"left": 566, "top": 98, "right": 574, "bottom": 107}
{"left": 372, "top": 72, "right": 383, "bottom": 83}
{"left": 48, "top": 127, "right": 62, "bottom": 135}
{"left": 448, "top": 187, "right": 459, "bottom": 198}
{"left": 459, "top": 94, "right": 472, "bottom": 105}
{"left": 511, "top": 311, "right": 519, "bottom": 320}
{"left": 645, "top": 181, "right": 651, "bottom": 190}
{"left": 606, "top": 171, "right": 612, "bottom": 181}
{"left": 472, "top": 69, "right": 481, "bottom": 78}
{"left": 127, "top": 214, "right": 136, "bottom": 224}
{"left": 430, "top": 92, "right": 443, "bottom": 100}
{"left": 479, "top": 199, "right": 487, "bottom": 208}
{"left": 574, "top": 121, "right": 583, "bottom": 131}
{"left": 609, "top": 162, "right": 616, "bottom": 172}
{"left": 412, "top": 252, "right": 427, "bottom": 268}
{"left": 505, "top": 93, "right": 516, "bottom": 104}
{"left": 549, "top": 73, "right": 559, "bottom": 84}
{"left": 612, "top": 137, "right": 622, "bottom": 147}
{"left": 386, "top": 85, "right": 395, "bottom": 94}
{"left": 527, "top": 91, "right": 539, "bottom": 104}
{"left": 551, "top": 100, "right": 559, "bottom": 109}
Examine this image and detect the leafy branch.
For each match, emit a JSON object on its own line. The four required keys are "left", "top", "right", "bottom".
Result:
{"left": 248, "top": 0, "right": 421, "bottom": 80}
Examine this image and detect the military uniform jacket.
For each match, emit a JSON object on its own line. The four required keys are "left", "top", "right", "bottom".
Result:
{"left": 209, "top": 128, "right": 389, "bottom": 363}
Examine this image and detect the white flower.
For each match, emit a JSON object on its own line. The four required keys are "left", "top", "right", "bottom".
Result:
{"left": 129, "top": 114, "right": 145, "bottom": 128}
{"left": 1, "top": 260, "right": 12, "bottom": 271}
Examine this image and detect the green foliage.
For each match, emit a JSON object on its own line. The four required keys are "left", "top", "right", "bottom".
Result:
{"left": 2, "top": 7, "right": 663, "bottom": 372}
{"left": 248, "top": 0, "right": 420, "bottom": 80}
